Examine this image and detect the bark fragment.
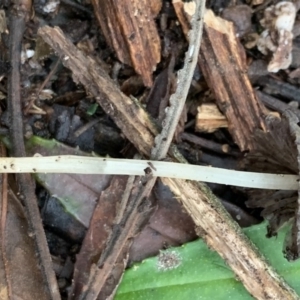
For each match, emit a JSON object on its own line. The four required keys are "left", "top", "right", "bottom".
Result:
{"left": 199, "top": 10, "right": 267, "bottom": 151}
{"left": 92, "top": 0, "right": 161, "bottom": 87}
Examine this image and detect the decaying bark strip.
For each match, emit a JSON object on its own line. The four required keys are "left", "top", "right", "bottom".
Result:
{"left": 38, "top": 26, "right": 300, "bottom": 299}
{"left": 172, "top": 6, "right": 267, "bottom": 151}
{"left": 172, "top": 0, "right": 191, "bottom": 37}
{"left": 92, "top": 0, "right": 161, "bottom": 87}
{"left": 199, "top": 10, "right": 267, "bottom": 151}
{"left": 162, "top": 177, "right": 299, "bottom": 299}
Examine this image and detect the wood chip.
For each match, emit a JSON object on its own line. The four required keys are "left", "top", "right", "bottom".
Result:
{"left": 195, "top": 103, "right": 228, "bottom": 133}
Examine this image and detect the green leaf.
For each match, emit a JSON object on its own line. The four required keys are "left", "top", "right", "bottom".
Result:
{"left": 87, "top": 103, "right": 99, "bottom": 116}
{"left": 116, "top": 223, "right": 300, "bottom": 299}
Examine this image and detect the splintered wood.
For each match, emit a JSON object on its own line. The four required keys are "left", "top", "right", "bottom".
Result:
{"left": 92, "top": 0, "right": 161, "bottom": 87}
{"left": 172, "top": 6, "right": 267, "bottom": 151}
{"left": 172, "top": 0, "right": 193, "bottom": 37}
{"left": 199, "top": 10, "right": 267, "bottom": 151}
{"left": 196, "top": 103, "right": 228, "bottom": 133}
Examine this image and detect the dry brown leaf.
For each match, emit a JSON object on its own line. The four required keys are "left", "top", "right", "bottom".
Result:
{"left": 70, "top": 176, "right": 123, "bottom": 299}
{"left": 0, "top": 187, "right": 49, "bottom": 299}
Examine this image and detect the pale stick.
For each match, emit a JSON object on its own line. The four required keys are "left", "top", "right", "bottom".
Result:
{"left": 0, "top": 155, "right": 297, "bottom": 190}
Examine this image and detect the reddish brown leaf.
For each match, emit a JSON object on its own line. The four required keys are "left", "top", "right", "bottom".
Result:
{"left": 0, "top": 188, "right": 49, "bottom": 299}
{"left": 70, "top": 176, "right": 127, "bottom": 298}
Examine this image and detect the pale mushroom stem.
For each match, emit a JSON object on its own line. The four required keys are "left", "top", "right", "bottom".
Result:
{"left": 0, "top": 155, "right": 298, "bottom": 190}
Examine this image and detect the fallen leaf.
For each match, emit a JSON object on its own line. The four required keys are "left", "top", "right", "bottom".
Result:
{"left": 0, "top": 187, "right": 49, "bottom": 299}
{"left": 25, "top": 136, "right": 198, "bottom": 261}
{"left": 115, "top": 222, "right": 300, "bottom": 299}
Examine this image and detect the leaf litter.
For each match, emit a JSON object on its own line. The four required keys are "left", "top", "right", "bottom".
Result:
{"left": 3, "top": 0, "right": 300, "bottom": 298}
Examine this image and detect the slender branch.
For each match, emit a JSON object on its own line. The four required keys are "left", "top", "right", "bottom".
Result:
{"left": 8, "top": 5, "right": 60, "bottom": 299}
{"left": 151, "top": 0, "right": 206, "bottom": 160}
{"left": 257, "top": 90, "right": 300, "bottom": 118}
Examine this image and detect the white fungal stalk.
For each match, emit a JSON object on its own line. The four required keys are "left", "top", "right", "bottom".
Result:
{"left": 0, "top": 155, "right": 298, "bottom": 190}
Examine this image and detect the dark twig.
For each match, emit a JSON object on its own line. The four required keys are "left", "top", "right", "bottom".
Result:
{"left": 74, "top": 118, "right": 100, "bottom": 138}
{"left": 8, "top": 4, "right": 60, "bottom": 299}
{"left": 181, "top": 132, "right": 240, "bottom": 156}
{"left": 261, "top": 76, "right": 300, "bottom": 104}
{"left": 256, "top": 90, "right": 300, "bottom": 119}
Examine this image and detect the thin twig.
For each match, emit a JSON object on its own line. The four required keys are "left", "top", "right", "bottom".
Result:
{"left": 257, "top": 90, "right": 300, "bottom": 118}
{"left": 60, "top": 0, "right": 92, "bottom": 15}
{"left": 151, "top": 0, "right": 206, "bottom": 160}
{"left": 261, "top": 76, "right": 300, "bottom": 104}
{"left": 74, "top": 118, "right": 100, "bottom": 138}
{"left": 8, "top": 5, "right": 60, "bottom": 299}
{"left": 181, "top": 132, "right": 240, "bottom": 156}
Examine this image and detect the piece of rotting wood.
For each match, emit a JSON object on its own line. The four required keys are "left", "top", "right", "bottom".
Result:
{"left": 199, "top": 10, "right": 267, "bottom": 151}
{"left": 172, "top": 5, "right": 267, "bottom": 151}
{"left": 92, "top": 0, "right": 161, "bottom": 87}
{"left": 172, "top": 0, "right": 192, "bottom": 37}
